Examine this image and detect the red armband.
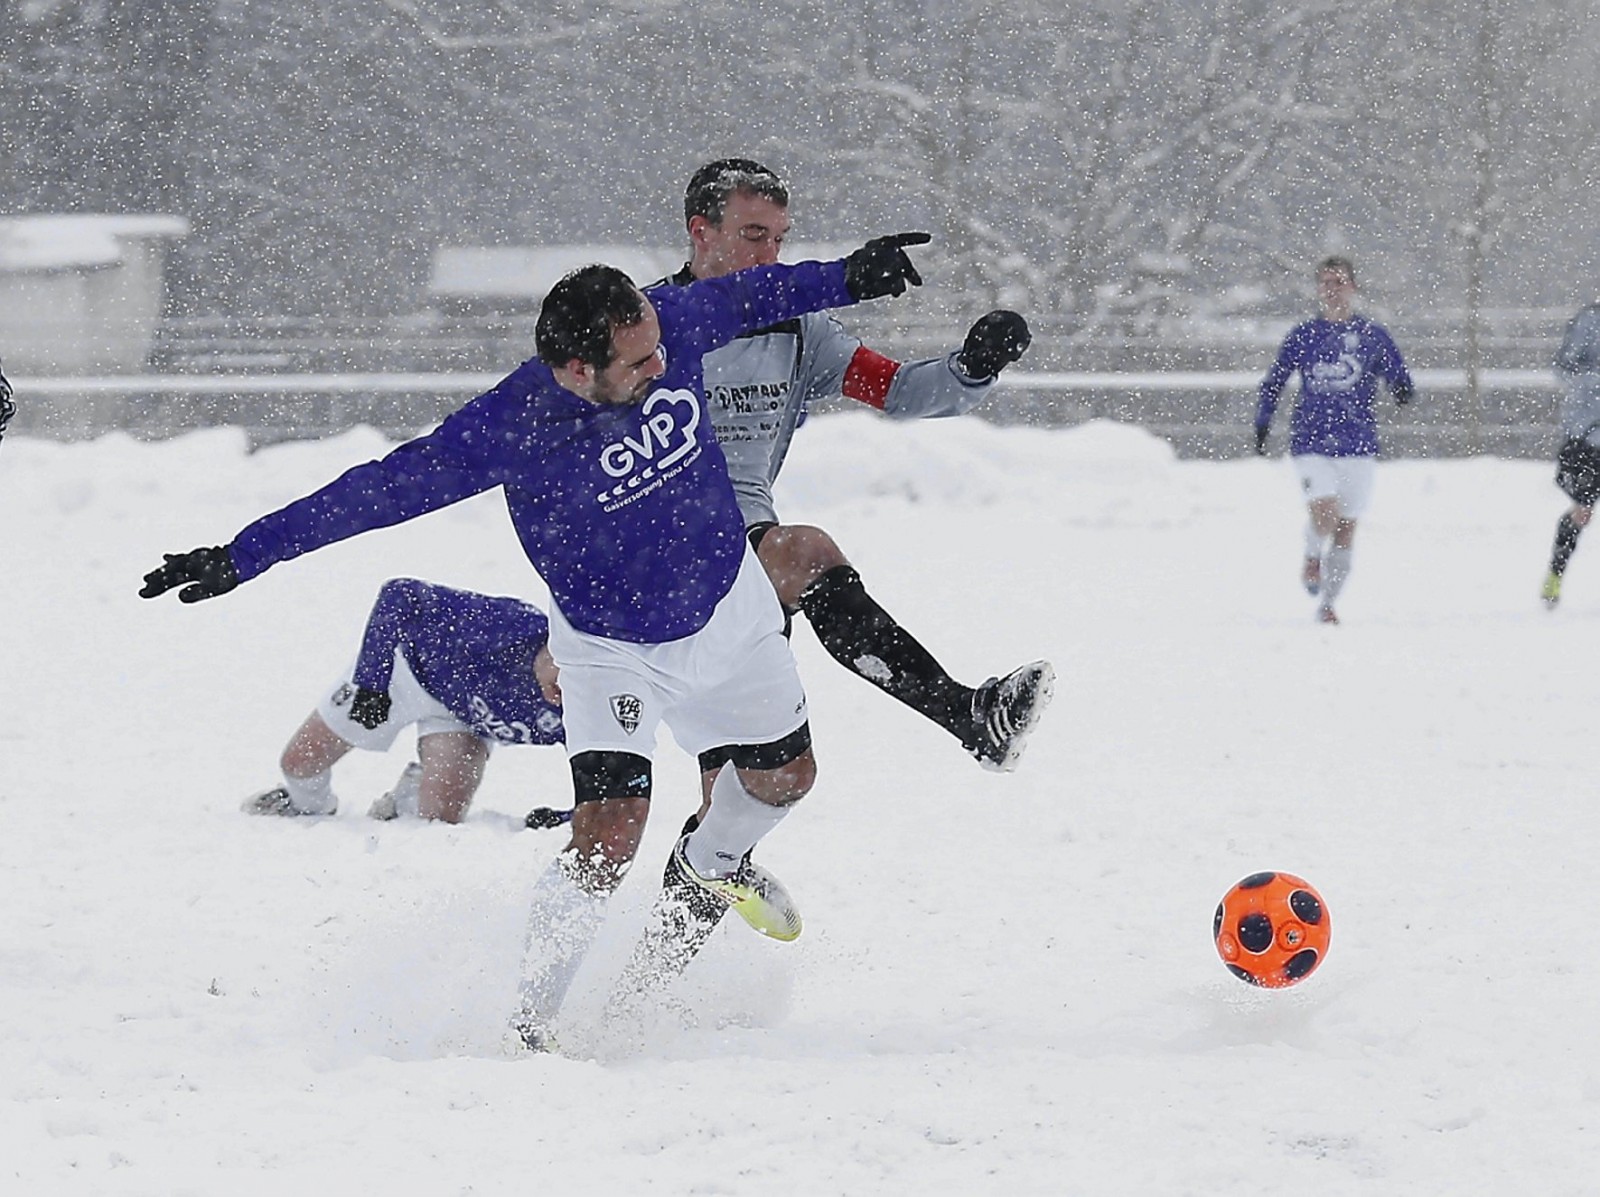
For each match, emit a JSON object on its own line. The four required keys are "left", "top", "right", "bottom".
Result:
{"left": 841, "top": 346, "right": 902, "bottom": 410}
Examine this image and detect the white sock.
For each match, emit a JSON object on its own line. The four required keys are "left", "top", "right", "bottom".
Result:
{"left": 1322, "top": 546, "right": 1354, "bottom": 605}
{"left": 515, "top": 853, "right": 606, "bottom": 1029}
{"left": 388, "top": 762, "right": 422, "bottom": 817}
{"left": 684, "top": 765, "right": 793, "bottom": 878}
{"left": 283, "top": 770, "right": 335, "bottom": 815}
{"left": 1303, "top": 522, "right": 1325, "bottom": 560}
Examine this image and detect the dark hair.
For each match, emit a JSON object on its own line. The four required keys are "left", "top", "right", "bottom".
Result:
{"left": 684, "top": 158, "right": 789, "bottom": 228}
{"left": 1316, "top": 255, "right": 1356, "bottom": 284}
{"left": 535, "top": 264, "right": 646, "bottom": 369}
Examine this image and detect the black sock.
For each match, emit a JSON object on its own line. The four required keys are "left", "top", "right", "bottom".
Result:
{"left": 796, "top": 565, "right": 975, "bottom": 744}
{"left": 663, "top": 811, "right": 725, "bottom": 924}
{"left": 1552, "top": 514, "right": 1582, "bottom": 575}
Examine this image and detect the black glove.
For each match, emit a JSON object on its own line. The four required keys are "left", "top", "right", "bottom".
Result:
{"left": 1254, "top": 425, "right": 1269, "bottom": 456}
{"left": 139, "top": 545, "right": 240, "bottom": 603}
{"left": 1393, "top": 384, "right": 1414, "bottom": 406}
{"left": 348, "top": 687, "right": 393, "bottom": 730}
{"left": 844, "top": 232, "right": 932, "bottom": 301}
{"left": 957, "top": 310, "right": 1031, "bottom": 380}
{"left": 525, "top": 805, "right": 574, "bottom": 830}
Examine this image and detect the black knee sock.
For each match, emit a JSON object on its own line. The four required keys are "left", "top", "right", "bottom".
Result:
{"left": 1552, "top": 514, "right": 1583, "bottom": 575}
{"left": 796, "top": 565, "right": 975, "bottom": 743}
{"left": 663, "top": 812, "right": 725, "bottom": 926}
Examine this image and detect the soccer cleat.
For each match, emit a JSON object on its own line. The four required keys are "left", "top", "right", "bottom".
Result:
{"left": 969, "top": 660, "right": 1056, "bottom": 772}
{"left": 1316, "top": 604, "right": 1340, "bottom": 625}
{"left": 1301, "top": 555, "right": 1322, "bottom": 596}
{"left": 507, "top": 1011, "right": 559, "bottom": 1054}
{"left": 669, "top": 836, "right": 801, "bottom": 942}
{"left": 367, "top": 761, "right": 422, "bottom": 820}
{"left": 240, "top": 785, "right": 336, "bottom": 817}
{"left": 1541, "top": 571, "right": 1562, "bottom": 609}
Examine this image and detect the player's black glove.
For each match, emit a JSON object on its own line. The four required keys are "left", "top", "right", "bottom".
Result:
{"left": 0, "top": 363, "right": 14, "bottom": 444}
{"left": 348, "top": 687, "right": 393, "bottom": 730}
{"left": 957, "top": 310, "right": 1031, "bottom": 380}
{"left": 1393, "top": 384, "right": 1414, "bottom": 406}
{"left": 525, "top": 805, "right": 574, "bottom": 830}
{"left": 138, "top": 545, "right": 240, "bottom": 603}
{"left": 1253, "top": 425, "right": 1269, "bottom": 456}
{"left": 844, "top": 232, "right": 932, "bottom": 301}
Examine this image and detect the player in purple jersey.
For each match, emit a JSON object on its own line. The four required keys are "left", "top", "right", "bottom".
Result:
{"left": 240, "top": 578, "right": 565, "bottom": 824}
{"left": 1254, "top": 256, "right": 1414, "bottom": 624}
{"left": 140, "top": 239, "right": 930, "bottom": 1050}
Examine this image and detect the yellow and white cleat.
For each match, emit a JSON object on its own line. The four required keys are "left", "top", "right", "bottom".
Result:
{"left": 670, "top": 837, "right": 802, "bottom": 942}
{"left": 1541, "top": 571, "right": 1562, "bottom": 609}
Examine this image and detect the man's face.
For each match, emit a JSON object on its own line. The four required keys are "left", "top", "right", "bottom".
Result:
{"left": 586, "top": 299, "right": 666, "bottom": 407}
{"left": 1317, "top": 268, "right": 1355, "bottom": 317}
{"left": 689, "top": 189, "right": 791, "bottom": 279}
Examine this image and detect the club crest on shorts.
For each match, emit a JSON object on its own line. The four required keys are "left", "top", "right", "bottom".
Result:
{"left": 610, "top": 694, "right": 643, "bottom": 734}
{"left": 331, "top": 682, "right": 354, "bottom": 708}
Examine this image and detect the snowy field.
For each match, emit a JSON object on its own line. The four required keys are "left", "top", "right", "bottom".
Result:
{"left": 2, "top": 411, "right": 1596, "bottom": 1195}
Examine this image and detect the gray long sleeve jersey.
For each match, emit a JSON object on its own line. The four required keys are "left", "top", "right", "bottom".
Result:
{"left": 1556, "top": 303, "right": 1600, "bottom": 445}
{"left": 657, "top": 266, "right": 997, "bottom": 526}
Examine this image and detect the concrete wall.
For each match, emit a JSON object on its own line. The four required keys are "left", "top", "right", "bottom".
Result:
{"left": 6, "top": 369, "right": 1565, "bottom": 461}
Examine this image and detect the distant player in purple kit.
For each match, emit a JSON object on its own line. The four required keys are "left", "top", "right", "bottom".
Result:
{"left": 241, "top": 577, "right": 565, "bottom": 823}
{"left": 1254, "top": 256, "right": 1415, "bottom": 624}
{"left": 140, "top": 236, "right": 932, "bottom": 1050}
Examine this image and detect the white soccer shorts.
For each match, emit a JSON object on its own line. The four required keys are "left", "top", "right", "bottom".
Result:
{"left": 317, "top": 650, "right": 475, "bottom": 752}
{"left": 1293, "top": 453, "right": 1376, "bottom": 520}
{"left": 547, "top": 546, "right": 808, "bottom": 761}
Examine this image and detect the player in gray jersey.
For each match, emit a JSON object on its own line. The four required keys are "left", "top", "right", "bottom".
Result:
{"left": 1542, "top": 302, "right": 1600, "bottom": 608}
{"left": 591, "top": 159, "right": 1055, "bottom": 1013}
{"left": 0, "top": 359, "right": 14, "bottom": 452}
{"left": 668, "top": 158, "right": 1052, "bottom": 772}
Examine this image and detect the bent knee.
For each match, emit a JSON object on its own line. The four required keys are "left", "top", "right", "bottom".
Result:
{"left": 739, "top": 751, "right": 816, "bottom": 806}
{"left": 758, "top": 524, "right": 850, "bottom": 598}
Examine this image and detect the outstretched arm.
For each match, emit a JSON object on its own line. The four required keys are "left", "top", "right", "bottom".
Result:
{"left": 804, "top": 310, "right": 1032, "bottom": 421}
{"left": 665, "top": 233, "right": 934, "bottom": 359}
{"left": 140, "top": 403, "right": 509, "bottom": 602}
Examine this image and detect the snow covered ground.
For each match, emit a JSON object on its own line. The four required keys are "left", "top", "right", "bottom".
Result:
{"left": 2, "top": 411, "right": 1595, "bottom": 1195}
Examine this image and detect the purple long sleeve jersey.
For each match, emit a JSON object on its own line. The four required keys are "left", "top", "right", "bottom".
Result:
{"left": 1255, "top": 316, "right": 1414, "bottom": 457}
{"left": 228, "top": 261, "right": 856, "bottom": 643}
{"left": 353, "top": 578, "right": 563, "bottom": 746}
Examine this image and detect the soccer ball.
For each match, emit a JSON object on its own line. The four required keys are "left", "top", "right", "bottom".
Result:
{"left": 1213, "top": 872, "right": 1331, "bottom": 988}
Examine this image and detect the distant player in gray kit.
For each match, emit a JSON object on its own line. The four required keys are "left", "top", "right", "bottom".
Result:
{"left": 1541, "top": 302, "right": 1600, "bottom": 609}
{"left": 0, "top": 359, "right": 15, "bottom": 451}
{"left": 1254, "top": 255, "right": 1414, "bottom": 624}
{"left": 588, "top": 159, "right": 1055, "bottom": 1008}
{"left": 241, "top": 578, "right": 565, "bottom": 823}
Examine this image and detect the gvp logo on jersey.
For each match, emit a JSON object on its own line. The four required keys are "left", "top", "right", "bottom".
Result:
{"left": 595, "top": 388, "right": 702, "bottom": 511}
{"left": 1308, "top": 331, "right": 1366, "bottom": 394}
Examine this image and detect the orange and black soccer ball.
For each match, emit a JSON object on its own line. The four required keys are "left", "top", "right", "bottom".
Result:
{"left": 1213, "top": 872, "right": 1331, "bottom": 988}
